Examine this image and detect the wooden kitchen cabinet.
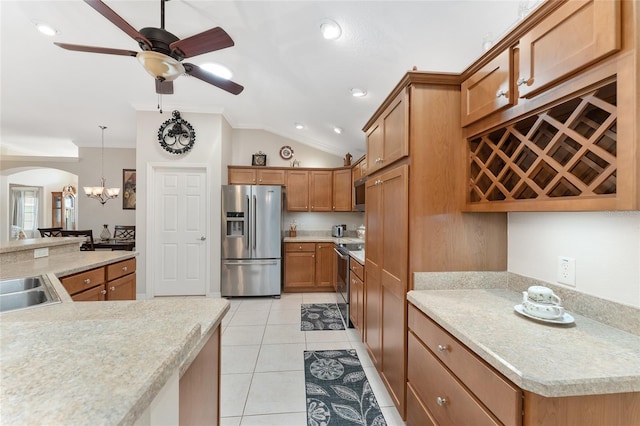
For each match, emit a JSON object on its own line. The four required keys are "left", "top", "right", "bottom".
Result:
{"left": 517, "top": 0, "right": 620, "bottom": 99}
{"left": 332, "top": 168, "right": 352, "bottom": 212}
{"left": 366, "top": 90, "right": 408, "bottom": 175}
{"left": 284, "top": 242, "right": 335, "bottom": 292}
{"left": 407, "top": 304, "right": 521, "bottom": 426}
{"left": 349, "top": 258, "right": 365, "bottom": 338}
{"left": 61, "top": 257, "right": 136, "bottom": 301}
{"left": 285, "top": 169, "right": 333, "bottom": 212}
{"left": 228, "top": 167, "right": 285, "bottom": 185}
{"left": 362, "top": 72, "right": 507, "bottom": 419}
{"left": 461, "top": 48, "right": 514, "bottom": 126}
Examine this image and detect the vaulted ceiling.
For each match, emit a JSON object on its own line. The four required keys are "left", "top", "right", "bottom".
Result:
{"left": 1, "top": 1, "right": 534, "bottom": 158}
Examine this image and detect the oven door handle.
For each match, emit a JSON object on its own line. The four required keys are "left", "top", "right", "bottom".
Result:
{"left": 333, "top": 248, "right": 350, "bottom": 260}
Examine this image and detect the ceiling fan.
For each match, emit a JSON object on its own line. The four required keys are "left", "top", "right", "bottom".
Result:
{"left": 54, "top": 0, "right": 244, "bottom": 95}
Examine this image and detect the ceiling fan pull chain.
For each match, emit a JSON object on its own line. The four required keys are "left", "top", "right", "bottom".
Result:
{"left": 157, "top": 93, "right": 163, "bottom": 114}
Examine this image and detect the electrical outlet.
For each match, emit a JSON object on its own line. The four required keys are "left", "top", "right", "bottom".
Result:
{"left": 557, "top": 256, "right": 576, "bottom": 286}
{"left": 34, "top": 247, "right": 49, "bottom": 258}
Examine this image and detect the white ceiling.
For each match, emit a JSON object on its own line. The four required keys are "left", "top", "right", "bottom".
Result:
{"left": 0, "top": 0, "right": 535, "bottom": 158}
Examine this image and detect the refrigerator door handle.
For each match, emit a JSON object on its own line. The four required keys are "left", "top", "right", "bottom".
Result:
{"left": 223, "top": 260, "right": 279, "bottom": 266}
{"left": 246, "top": 195, "right": 251, "bottom": 250}
{"left": 253, "top": 194, "right": 257, "bottom": 250}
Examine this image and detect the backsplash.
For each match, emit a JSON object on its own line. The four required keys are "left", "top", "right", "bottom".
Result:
{"left": 413, "top": 271, "right": 639, "bottom": 336}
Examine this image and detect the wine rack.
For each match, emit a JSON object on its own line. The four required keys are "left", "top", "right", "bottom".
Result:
{"left": 468, "top": 81, "right": 617, "bottom": 204}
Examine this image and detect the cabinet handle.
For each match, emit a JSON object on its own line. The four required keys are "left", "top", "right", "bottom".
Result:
{"left": 101, "top": 289, "right": 107, "bottom": 295}
{"left": 436, "top": 396, "right": 447, "bottom": 406}
{"left": 312, "top": 254, "right": 315, "bottom": 258}
{"left": 517, "top": 77, "right": 529, "bottom": 86}
{"left": 496, "top": 89, "right": 508, "bottom": 98}
{"left": 437, "top": 344, "right": 449, "bottom": 352}
{"left": 122, "top": 266, "right": 128, "bottom": 272}
{"left": 299, "top": 245, "right": 302, "bottom": 250}
{"left": 110, "top": 286, "right": 116, "bottom": 291}
{"left": 84, "top": 278, "right": 91, "bottom": 284}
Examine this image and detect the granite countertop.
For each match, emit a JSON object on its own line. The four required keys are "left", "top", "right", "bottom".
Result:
{"left": 0, "top": 237, "right": 84, "bottom": 253}
{"left": 0, "top": 249, "right": 230, "bottom": 424}
{"left": 349, "top": 250, "right": 365, "bottom": 265}
{"left": 407, "top": 289, "right": 640, "bottom": 398}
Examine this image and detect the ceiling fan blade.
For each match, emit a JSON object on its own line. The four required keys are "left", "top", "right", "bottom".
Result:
{"left": 84, "top": 0, "right": 151, "bottom": 49}
{"left": 155, "top": 80, "right": 174, "bottom": 95}
{"left": 170, "top": 27, "right": 234, "bottom": 59}
{"left": 54, "top": 42, "right": 138, "bottom": 57}
{"left": 184, "top": 63, "right": 244, "bottom": 95}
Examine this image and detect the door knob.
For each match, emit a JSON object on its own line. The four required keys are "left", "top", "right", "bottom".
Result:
{"left": 199, "top": 236, "right": 206, "bottom": 241}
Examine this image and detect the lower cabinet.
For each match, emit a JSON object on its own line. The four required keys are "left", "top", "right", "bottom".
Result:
{"left": 284, "top": 242, "right": 335, "bottom": 292}
{"left": 61, "top": 257, "right": 136, "bottom": 301}
{"left": 349, "top": 259, "right": 365, "bottom": 338}
{"left": 407, "top": 303, "right": 522, "bottom": 426}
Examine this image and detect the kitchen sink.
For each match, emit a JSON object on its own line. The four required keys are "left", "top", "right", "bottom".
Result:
{"left": 0, "top": 276, "right": 61, "bottom": 313}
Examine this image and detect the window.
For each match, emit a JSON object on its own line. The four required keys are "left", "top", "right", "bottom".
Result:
{"left": 10, "top": 186, "right": 41, "bottom": 238}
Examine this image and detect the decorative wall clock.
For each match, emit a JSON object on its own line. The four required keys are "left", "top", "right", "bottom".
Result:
{"left": 158, "top": 110, "right": 196, "bottom": 154}
{"left": 279, "top": 145, "right": 294, "bottom": 160}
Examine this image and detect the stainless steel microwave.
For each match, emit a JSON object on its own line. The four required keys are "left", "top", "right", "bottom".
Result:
{"left": 354, "top": 177, "right": 366, "bottom": 211}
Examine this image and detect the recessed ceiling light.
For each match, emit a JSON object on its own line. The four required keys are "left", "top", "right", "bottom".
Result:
{"left": 333, "top": 127, "right": 343, "bottom": 134}
{"left": 350, "top": 88, "right": 367, "bottom": 97}
{"left": 295, "top": 123, "right": 305, "bottom": 130}
{"left": 34, "top": 21, "right": 57, "bottom": 36}
{"left": 200, "top": 62, "right": 233, "bottom": 80}
{"left": 320, "top": 19, "right": 342, "bottom": 40}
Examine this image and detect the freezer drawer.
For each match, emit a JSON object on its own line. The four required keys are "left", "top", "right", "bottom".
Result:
{"left": 221, "top": 259, "right": 281, "bottom": 297}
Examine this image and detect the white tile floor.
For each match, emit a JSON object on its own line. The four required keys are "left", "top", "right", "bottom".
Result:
{"left": 220, "top": 292, "right": 406, "bottom": 426}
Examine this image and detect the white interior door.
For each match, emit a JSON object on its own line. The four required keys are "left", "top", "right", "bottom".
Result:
{"left": 152, "top": 167, "right": 208, "bottom": 296}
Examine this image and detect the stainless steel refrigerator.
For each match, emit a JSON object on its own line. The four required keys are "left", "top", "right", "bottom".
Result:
{"left": 221, "top": 185, "right": 282, "bottom": 297}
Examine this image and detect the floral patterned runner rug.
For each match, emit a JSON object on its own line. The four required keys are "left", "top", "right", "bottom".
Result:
{"left": 305, "top": 349, "right": 387, "bottom": 426}
{"left": 301, "top": 303, "right": 345, "bottom": 331}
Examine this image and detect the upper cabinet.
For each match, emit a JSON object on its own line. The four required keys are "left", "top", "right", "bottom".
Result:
{"left": 462, "top": 0, "right": 637, "bottom": 212}
{"left": 285, "top": 169, "right": 333, "bottom": 212}
{"left": 332, "top": 168, "right": 352, "bottom": 212}
{"left": 517, "top": 0, "right": 620, "bottom": 99}
{"left": 365, "top": 90, "right": 408, "bottom": 175}
{"left": 228, "top": 167, "right": 285, "bottom": 185}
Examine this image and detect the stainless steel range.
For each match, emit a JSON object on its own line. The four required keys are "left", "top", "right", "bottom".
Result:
{"left": 334, "top": 242, "right": 363, "bottom": 328}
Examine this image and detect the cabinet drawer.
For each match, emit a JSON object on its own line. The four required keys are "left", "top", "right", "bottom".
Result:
{"left": 350, "top": 259, "right": 364, "bottom": 280}
{"left": 285, "top": 242, "right": 316, "bottom": 252}
{"left": 408, "top": 332, "right": 500, "bottom": 426}
{"left": 409, "top": 304, "right": 521, "bottom": 425}
{"left": 106, "top": 258, "right": 136, "bottom": 281}
{"left": 406, "top": 382, "right": 437, "bottom": 426}
{"left": 61, "top": 267, "right": 105, "bottom": 296}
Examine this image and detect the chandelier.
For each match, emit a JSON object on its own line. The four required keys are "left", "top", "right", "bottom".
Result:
{"left": 83, "top": 125, "right": 120, "bottom": 204}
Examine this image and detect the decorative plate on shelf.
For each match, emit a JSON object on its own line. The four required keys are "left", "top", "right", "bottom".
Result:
{"left": 279, "top": 145, "right": 294, "bottom": 160}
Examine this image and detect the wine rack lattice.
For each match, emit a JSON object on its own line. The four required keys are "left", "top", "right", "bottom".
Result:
{"left": 468, "top": 81, "right": 617, "bottom": 203}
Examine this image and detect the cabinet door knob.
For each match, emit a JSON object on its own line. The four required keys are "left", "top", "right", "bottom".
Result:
{"left": 436, "top": 396, "right": 447, "bottom": 406}
{"left": 517, "top": 77, "right": 529, "bottom": 86}
{"left": 299, "top": 245, "right": 302, "bottom": 250}
{"left": 122, "top": 266, "right": 128, "bottom": 272}
{"left": 311, "top": 254, "right": 315, "bottom": 258}
{"left": 110, "top": 286, "right": 116, "bottom": 291}
{"left": 84, "top": 279, "right": 91, "bottom": 284}
{"left": 496, "top": 89, "right": 508, "bottom": 98}
{"left": 101, "top": 289, "right": 107, "bottom": 295}
{"left": 437, "top": 344, "right": 449, "bottom": 352}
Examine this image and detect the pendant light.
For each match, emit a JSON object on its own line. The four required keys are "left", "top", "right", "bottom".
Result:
{"left": 83, "top": 125, "right": 120, "bottom": 204}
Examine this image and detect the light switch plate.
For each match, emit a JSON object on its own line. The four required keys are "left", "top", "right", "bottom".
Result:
{"left": 34, "top": 247, "right": 49, "bottom": 258}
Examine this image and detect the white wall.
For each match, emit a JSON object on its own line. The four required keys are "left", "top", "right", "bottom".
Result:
{"left": 231, "top": 129, "right": 347, "bottom": 168}
{"left": 508, "top": 211, "right": 640, "bottom": 307}
{"left": 136, "top": 111, "right": 226, "bottom": 298}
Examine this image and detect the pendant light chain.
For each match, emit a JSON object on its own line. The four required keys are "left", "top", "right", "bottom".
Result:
{"left": 82, "top": 125, "right": 121, "bottom": 204}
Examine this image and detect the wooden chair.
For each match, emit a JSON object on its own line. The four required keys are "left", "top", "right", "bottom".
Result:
{"left": 113, "top": 225, "right": 135, "bottom": 240}
{"left": 38, "top": 227, "right": 63, "bottom": 237}
{"left": 61, "top": 229, "right": 95, "bottom": 251}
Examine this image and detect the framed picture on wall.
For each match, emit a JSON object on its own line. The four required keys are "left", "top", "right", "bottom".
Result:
{"left": 122, "top": 169, "right": 136, "bottom": 210}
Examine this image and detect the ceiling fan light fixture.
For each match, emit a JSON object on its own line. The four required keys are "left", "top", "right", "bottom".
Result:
{"left": 200, "top": 62, "right": 233, "bottom": 80}
{"left": 137, "top": 51, "right": 185, "bottom": 81}
{"left": 320, "top": 19, "right": 342, "bottom": 40}
{"left": 333, "top": 127, "right": 343, "bottom": 134}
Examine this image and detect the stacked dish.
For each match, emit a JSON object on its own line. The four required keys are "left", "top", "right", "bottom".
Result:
{"left": 514, "top": 285, "right": 575, "bottom": 324}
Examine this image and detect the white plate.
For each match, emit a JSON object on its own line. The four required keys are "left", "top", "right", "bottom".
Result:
{"left": 514, "top": 304, "right": 575, "bottom": 325}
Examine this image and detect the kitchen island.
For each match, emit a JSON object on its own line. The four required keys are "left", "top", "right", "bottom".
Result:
{"left": 0, "top": 238, "right": 229, "bottom": 425}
